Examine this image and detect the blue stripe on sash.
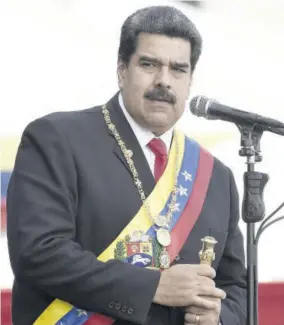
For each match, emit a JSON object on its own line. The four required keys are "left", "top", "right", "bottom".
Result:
{"left": 54, "top": 307, "right": 92, "bottom": 325}
{"left": 147, "top": 136, "right": 200, "bottom": 238}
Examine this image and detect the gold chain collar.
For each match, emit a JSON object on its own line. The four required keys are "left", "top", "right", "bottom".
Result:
{"left": 102, "top": 103, "right": 181, "bottom": 268}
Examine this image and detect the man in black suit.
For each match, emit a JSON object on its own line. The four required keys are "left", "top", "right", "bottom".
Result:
{"left": 7, "top": 5, "right": 247, "bottom": 325}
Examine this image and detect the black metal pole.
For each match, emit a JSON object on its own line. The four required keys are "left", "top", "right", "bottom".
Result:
{"left": 246, "top": 222, "right": 257, "bottom": 325}
{"left": 246, "top": 160, "right": 257, "bottom": 325}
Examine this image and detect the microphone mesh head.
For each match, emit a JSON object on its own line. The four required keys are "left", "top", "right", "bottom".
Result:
{"left": 189, "top": 96, "right": 216, "bottom": 120}
{"left": 190, "top": 96, "right": 207, "bottom": 116}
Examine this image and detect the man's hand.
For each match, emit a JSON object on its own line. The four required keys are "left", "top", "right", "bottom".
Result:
{"left": 184, "top": 297, "right": 221, "bottom": 325}
{"left": 153, "top": 264, "right": 226, "bottom": 308}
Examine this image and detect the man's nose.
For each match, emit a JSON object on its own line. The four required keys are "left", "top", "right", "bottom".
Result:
{"left": 154, "top": 66, "right": 171, "bottom": 89}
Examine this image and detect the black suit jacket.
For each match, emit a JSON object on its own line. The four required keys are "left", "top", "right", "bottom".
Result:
{"left": 7, "top": 93, "right": 247, "bottom": 325}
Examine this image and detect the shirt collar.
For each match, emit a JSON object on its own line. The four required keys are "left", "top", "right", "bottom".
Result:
{"left": 118, "top": 92, "right": 173, "bottom": 152}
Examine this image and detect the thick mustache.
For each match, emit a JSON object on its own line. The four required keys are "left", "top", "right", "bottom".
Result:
{"left": 144, "top": 88, "right": 176, "bottom": 104}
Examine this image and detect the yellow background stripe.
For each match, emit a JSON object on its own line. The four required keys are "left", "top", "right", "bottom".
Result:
{"left": 0, "top": 132, "right": 233, "bottom": 170}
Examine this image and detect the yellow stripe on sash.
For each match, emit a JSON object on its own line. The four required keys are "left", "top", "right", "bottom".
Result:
{"left": 34, "top": 300, "right": 73, "bottom": 325}
{"left": 99, "top": 129, "right": 184, "bottom": 262}
{"left": 33, "top": 129, "right": 185, "bottom": 325}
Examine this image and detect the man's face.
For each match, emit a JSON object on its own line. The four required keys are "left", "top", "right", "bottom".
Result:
{"left": 118, "top": 32, "right": 192, "bottom": 135}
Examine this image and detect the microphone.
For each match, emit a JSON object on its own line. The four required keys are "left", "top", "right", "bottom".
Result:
{"left": 190, "top": 96, "right": 284, "bottom": 134}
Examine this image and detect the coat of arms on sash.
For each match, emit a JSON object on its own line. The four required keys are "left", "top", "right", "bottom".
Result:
{"left": 114, "top": 230, "right": 163, "bottom": 268}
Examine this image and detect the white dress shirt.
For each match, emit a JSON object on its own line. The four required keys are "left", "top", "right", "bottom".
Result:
{"left": 118, "top": 93, "right": 173, "bottom": 175}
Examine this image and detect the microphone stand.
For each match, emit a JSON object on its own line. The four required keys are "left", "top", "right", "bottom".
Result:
{"left": 237, "top": 124, "right": 284, "bottom": 325}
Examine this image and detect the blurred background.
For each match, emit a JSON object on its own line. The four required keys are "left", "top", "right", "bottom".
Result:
{"left": 1, "top": 0, "right": 284, "bottom": 324}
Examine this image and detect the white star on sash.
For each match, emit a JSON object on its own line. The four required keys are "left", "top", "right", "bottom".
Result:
{"left": 168, "top": 202, "right": 180, "bottom": 212}
{"left": 182, "top": 170, "right": 192, "bottom": 181}
{"left": 178, "top": 185, "right": 188, "bottom": 197}
{"left": 77, "top": 309, "right": 88, "bottom": 317}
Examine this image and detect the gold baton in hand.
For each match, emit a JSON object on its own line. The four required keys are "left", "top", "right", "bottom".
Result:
{"left": 199, "top": 236, "right": 217, "bottom": 266}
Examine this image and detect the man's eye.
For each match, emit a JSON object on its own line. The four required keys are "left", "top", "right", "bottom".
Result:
{"left": 141, "top": 62, "right": 155, "bottom": 67}
{"left": 173, "top": 67, "right": 186, "bottom": 73}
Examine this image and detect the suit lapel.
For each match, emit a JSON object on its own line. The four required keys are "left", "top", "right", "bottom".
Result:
{"left": 104, "top": 93, "right": 156, "bottom": 198}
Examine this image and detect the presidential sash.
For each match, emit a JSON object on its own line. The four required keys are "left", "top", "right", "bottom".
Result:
{"left": 33, "top": 130, "right": 214, "bottom": 325}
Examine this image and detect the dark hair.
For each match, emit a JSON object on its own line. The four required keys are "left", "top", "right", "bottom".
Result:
{"left": 118, "top": 5, "right": 202, "bottom": 72}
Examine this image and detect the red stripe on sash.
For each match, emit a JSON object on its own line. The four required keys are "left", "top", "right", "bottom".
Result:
{"left": 84, "top": 147, "right": 214, "bottom": 325}
{"left": 85, "top": 314, "right": 114, "bottom": 325}
{"left": 168, "top": 147, "right": 214, "bottom": 260}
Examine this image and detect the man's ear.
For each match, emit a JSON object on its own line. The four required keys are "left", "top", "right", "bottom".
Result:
{"left": 117, "top": 58, "right": 126, "bottom": 90}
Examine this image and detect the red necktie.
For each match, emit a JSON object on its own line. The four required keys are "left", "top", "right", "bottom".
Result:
{"left": 148, "top": 138, "right": 168, "bottom": 181}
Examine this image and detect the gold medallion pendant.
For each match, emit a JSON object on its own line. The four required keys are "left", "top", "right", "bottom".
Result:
{"left": 159, "top": 249, "right": 170, "bottom": 269}
{"left": 154, "top": 215, "right": 168, "bottom": 227}
{"left": 157, "top": 228, "right": 171, "bottom": 247}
